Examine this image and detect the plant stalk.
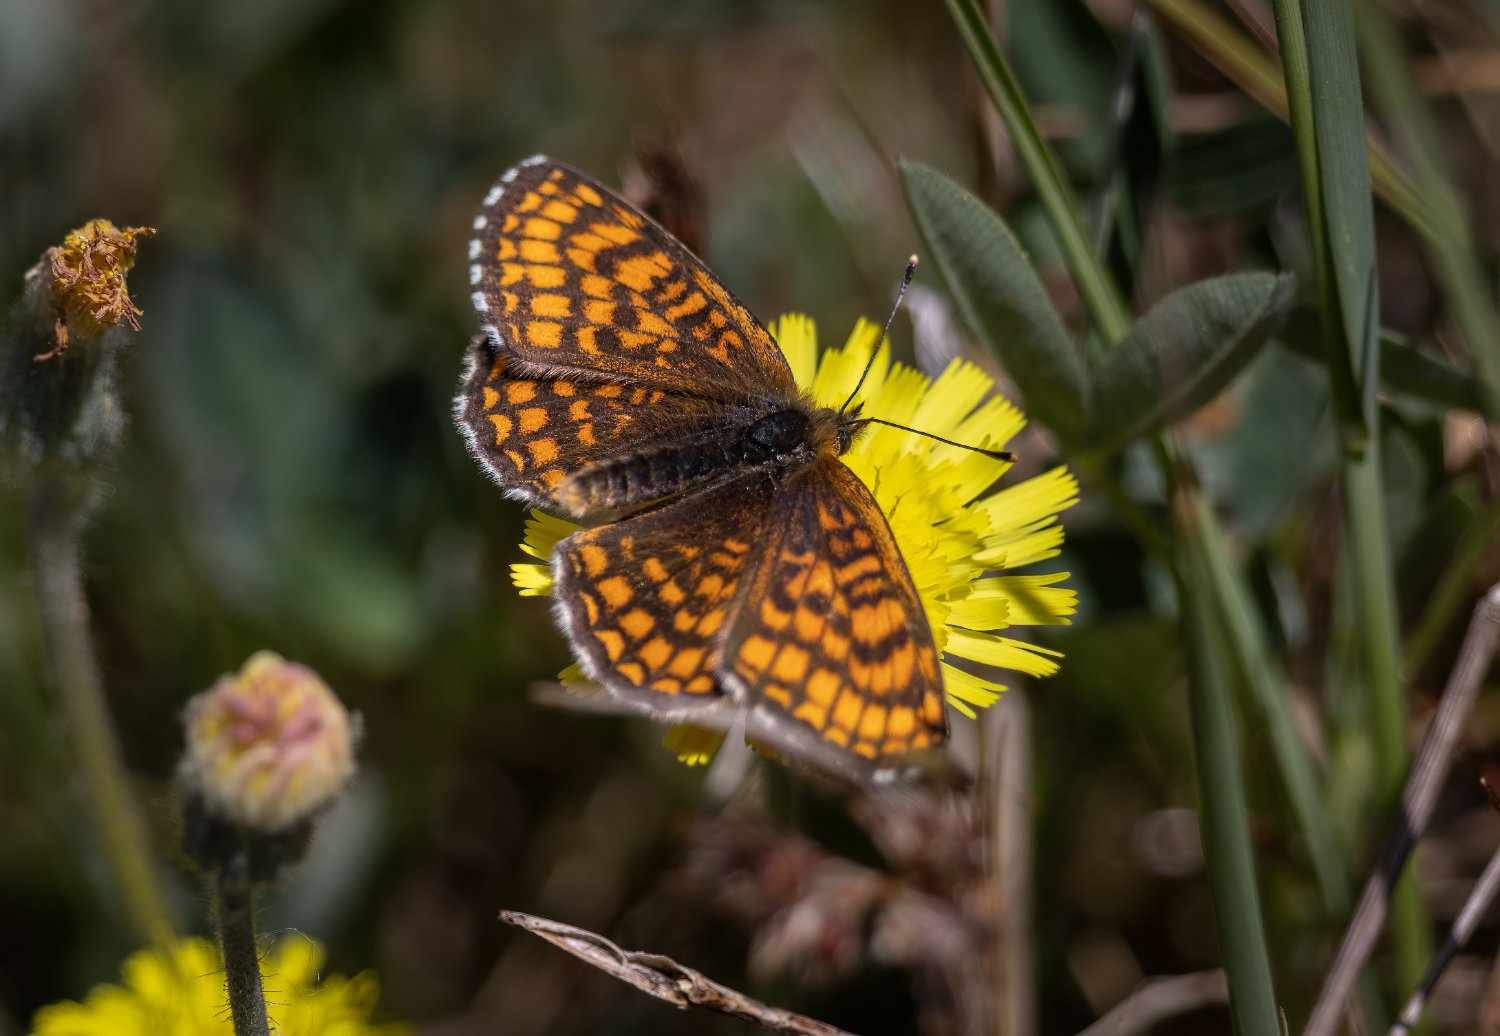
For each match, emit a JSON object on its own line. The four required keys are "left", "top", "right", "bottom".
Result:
{"left": 1403, "top": 490, "right": 1500, "bottom": 677}
{"left": 1343, "top": 451, "right": 1433, "bottom": 1002}
{"left": 1178, "top": 502, "right": 1282, "bottom": 1036}
{"left": 215, "top": 858, "right": 270, "bottom": 1036}
{"left": 938, "top": 10, "right": 1287, "bottom": 1027}
{"left": 28, "top": 476, "right": 176, "bottom": 949}
{"left": 943, "top": 0, "right": 1132, "bottom": 344}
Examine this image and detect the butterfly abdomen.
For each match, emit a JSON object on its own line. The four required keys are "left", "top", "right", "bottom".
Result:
{"left": 557, "top": 406, "right": 834, "bottom": 514}
{"left": 559, "top": 438, "right": 734, "bottom": 512}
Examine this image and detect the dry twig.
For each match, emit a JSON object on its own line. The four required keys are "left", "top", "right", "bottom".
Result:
{"left": 1074, "top": 970, "right": 1228, "bottom": 1036}
{"left": 1387, "top": 779, "right": 1500, "bottom": 1035}
{"left": 1304, "top": 584, "right": 1500, "bottom": 1036}
{"left": 499, "top": 910, "right": 857, "bottom": 1036}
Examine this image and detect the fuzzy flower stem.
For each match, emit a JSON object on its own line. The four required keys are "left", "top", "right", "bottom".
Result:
{"left": 214, "top": 856, "right": 270, "bottom": 1036}
{"left": 29, "top": 475, "right": 177, "bottom": 949}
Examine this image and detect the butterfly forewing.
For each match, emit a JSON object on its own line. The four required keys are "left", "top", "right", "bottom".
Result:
{"left": 468, "top": 156, "right": 797, "bottom": 401}
{"left": 724, "top": 459, "right": 947, "bottom": 766}
{"left": 456, "top": 344, "right": 722, "bottom": 509}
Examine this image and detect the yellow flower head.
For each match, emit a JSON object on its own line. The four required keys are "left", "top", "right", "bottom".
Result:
{"left": 30, "top": 937, "right": 406, "bottom": 1036}
{"left": 180, "top": 651, "right": 356, "bottom": 833}
{"left": 513, "top": 316, "right": 1078, "bottom": 759}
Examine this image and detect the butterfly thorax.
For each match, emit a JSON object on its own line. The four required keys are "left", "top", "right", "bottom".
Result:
{"left": 556, "top": 398, "right": 857, "bottom": 515}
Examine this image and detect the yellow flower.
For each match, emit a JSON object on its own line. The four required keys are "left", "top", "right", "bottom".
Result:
{"left": 30, "top": 937, "right": 407, "bottom": 1036}
{"left": 180, "top": 651, "right": 356, "bottom": 833}
{"left": 513, "top": 316, "right": 1078, "bottom": 757}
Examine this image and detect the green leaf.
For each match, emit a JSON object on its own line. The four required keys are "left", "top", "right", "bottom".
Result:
{"left": 1087, "top": 272, "right": 1295, "bottom": 451}
{"left": 899, "top": 160, "right": 1090, "bottom": 444}
{"left": 1279, "top": 312, "right": 1488, "bottom": 413}
{"left": 1276, "top": 0, "right": 1379, "bottom": 448}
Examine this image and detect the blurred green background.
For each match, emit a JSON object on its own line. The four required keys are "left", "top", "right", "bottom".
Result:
{"left": 3, "top": 0, "right": 1500, "bottom": 1033}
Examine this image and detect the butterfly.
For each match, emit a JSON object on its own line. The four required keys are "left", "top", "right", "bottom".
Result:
{"left": 455, "top": 155, "right": 952, "bottom": 780}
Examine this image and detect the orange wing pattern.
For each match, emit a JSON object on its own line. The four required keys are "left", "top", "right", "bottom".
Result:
{"left": 551, "top": 474, "right": 775, "bottom": 711}
{"left": 459, "top": 156, "right": 956, "bottom": 782}
{"left": 468, "top": 156, "right": 797, "bottom": 401}
{"left": 553, "top": 458, "right": 945, "bottom": 774}
{"left": 725, "top": 460, "right": 946, "bottom": 766}
{"left": 455, "top": 341, "right": 719, "bottom": 509}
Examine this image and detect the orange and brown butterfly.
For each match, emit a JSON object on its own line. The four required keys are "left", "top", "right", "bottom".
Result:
{"left": 456, "top": 156, "right": 976, "bottom": 780}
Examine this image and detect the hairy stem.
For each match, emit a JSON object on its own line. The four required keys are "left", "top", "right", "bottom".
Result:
{"left": 215, "top": 858, "right": 269, "bottom": 1036}
{"left": 29, "top": 476, "right": 176, "bottom": 948}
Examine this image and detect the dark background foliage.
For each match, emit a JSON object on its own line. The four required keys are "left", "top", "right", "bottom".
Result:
{"left": 3, "top": 0, "right": 1499, "bottom": 1033}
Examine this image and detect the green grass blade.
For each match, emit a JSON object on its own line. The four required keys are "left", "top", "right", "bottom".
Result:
{"left": 941, "top": 0, "right": 1131, "bottom": 344}
{"left": 1278, "top": 318, "right": 1490, "bottom": 414}
{"left": 1404, "top": 491, "right": 1500, "bottom": 676}
{"left": 1195, "top": 498, "right": 1351, "bottom": 917}
{"left": 1178, "top": 495, "right": 1282, "bottom": 1036}
{"left": 1278, "top": 0, "right": 1379, "bottom": 445}
{"left": 1275, "top": 0, "right": 1430, "bottom": 1012}
{"left": 1149, "top": 0, "right": 1499, "bottom": 424}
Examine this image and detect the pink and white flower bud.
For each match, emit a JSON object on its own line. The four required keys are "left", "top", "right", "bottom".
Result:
{"left": 181, "top": 651, "right": 354, "bottom": 833}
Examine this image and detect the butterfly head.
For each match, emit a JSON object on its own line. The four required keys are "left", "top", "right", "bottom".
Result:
{"left": 773, "top": 398, "right": 867, "bottom": 460}
{"left": 834, "top": 401, "right": 868, "bottom": 456}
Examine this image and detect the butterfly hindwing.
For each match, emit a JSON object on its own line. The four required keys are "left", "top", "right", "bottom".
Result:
{"left": 468, "top": 157, "right": 797, "bottom": 401}
{"left": 551, "top": 473, "right": 776, "bottom": 711}
{"left": 724, "top": 459, "right": 947, "bottom": 768}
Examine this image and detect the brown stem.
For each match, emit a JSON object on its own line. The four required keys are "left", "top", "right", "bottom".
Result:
{"left": 1074, "top": 971, "right": 1228, "bottom": 1036}
{"left": 1303, "top": 584, "right": 1500, "bottom": 1036}
{"left": 1388, "top": 841, "right": 1500, "bottom": 1035}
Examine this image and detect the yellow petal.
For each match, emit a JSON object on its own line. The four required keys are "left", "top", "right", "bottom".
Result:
{"left": 970, "top": 574, "right": 1078, "bottom": 625}
{"left": 946, "top": 629, "right": 1063, "bottom": 677}
{"left": 663, "top": 724, "right": 724, "bottom": 765}
{"left": 510, "top": 562, "right": 554, "bottom": 596}
{"left": 941, "top": 662, "right": 1006, "bottom": 716}
{"left": 944, "top": 595, "right": 1012, "bottom": 631}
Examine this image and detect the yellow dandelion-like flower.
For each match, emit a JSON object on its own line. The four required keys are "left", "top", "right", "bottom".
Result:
{"left": 512, "top": 316, "right": 1078, "bottom": 759}
{"left": 29, "top": 937, "right": 408, "bottom": 1036}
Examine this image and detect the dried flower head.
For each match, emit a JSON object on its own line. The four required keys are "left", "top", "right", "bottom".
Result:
{"left": 38, "top": 220, "right": 154, "bottom": 362}
{"left": 2, "top": 219, "right": 154, "bottom": 478}
{"left": 180, "top": 651, "right": 355, "bottom": 834}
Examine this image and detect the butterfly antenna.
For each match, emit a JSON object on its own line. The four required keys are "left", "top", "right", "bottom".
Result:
{"left": 840, "top": 255, "right": 918, "bottom": 414}
{"left": 855, "top": 417, "right": 1017, "bottom": 462}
